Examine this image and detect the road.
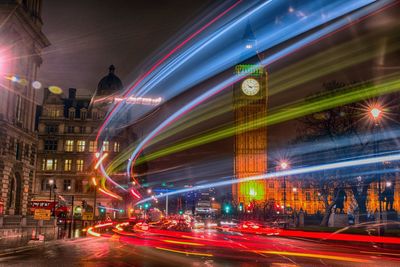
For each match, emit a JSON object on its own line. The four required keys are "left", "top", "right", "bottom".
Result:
{"left": 1, "top": 231, "right": 400, "bottom": 266}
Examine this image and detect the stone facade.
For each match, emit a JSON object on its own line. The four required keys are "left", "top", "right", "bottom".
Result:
{"left": 33, "top": 66, "right": 133, "bottom": 218}
{"left": 0, "top": 0, "right": 49, "bottom": 215}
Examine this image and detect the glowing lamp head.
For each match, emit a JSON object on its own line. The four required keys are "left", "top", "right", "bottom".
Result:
{"left": 369, "top": 106, "right": 383, "bottom": 120}
{"left": 32, "top": 81, "right": 42, "bottom": 89}
{"left": 245, "top": 44, "right": 253, "bottom": 49}
{"left": 386, "top": 181, "right": 392, "bottom": 187}
{"left": 293, "top": 187, "right": 297, "bottom": 192}
{"left": 280, "top": 161, "right": 288, "bottom": 170}
{"left": 49, "top": 179, "right": 54, "bottom": 185}
{"left": 147, "top": 188, "right": 152, "bottom": 194}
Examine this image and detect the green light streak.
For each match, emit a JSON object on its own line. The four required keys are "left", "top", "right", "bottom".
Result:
{"left": 136, "top": 75, "right": 400, "bottom": 165}
{"left": 106, "top": 31, "right": 400, "bottom": 174}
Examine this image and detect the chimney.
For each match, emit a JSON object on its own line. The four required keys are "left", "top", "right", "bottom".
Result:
{"left": 69, "top": 88, "right": 77, "bottom": 99}
{"left": 43, "top": 88, "right": 50, "bottom": 103}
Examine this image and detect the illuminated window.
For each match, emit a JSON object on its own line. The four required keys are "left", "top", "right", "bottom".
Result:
{"left": 64, "top": 159, "right": 72, "bottom": 171}
{"left": 15, "top": 94, "right": 23, "bottom": 122}
{"left": 65, "top": 140, "right": 74, "bottom": 152}
{"left": 89, "top": 141, "right": 97, "bottom": 152}
{"left": 306, "top": 192, "right": 311, "bottom": 201}
{"left": 113, "top": 142, "right": 120, "bottom": 152}
{"left": 102, "top": 141, "right": 109, "bottom": 152}
{"left": 294, "top": 192, "right": 299, "bottom": 201}
{"left": 41, "top": 159, "right": 46, "bottom": 170}
{"left": 76, "top": 159, "right": 84, "bottom": 171}
{"left": 49, "top": 109, "right": 60, "bottom": 117}
{"left": 269, "top": 182, "right": 274, "bottom": 188}
{"left": 77, "top": 140, "right": 85, "bottom": 152}
{"left": 45, "top": 159, "right": 57, "bottom": 171}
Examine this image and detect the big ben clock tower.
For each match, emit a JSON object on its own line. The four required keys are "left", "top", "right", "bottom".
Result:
{"left": 233, "top": 23, "right": 268, "bottom": 205}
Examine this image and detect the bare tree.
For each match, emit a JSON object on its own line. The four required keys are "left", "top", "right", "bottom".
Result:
{"left": 295, "top": 80, "right": 372, "bottom": 225}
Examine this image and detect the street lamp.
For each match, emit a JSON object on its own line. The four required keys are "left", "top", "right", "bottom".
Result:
{"left": 49, "top": 179, "right": 54, "bottom": 199}
{"left": 280, "top": 161, "right": 289, "bottom": 229}
{"left": 368, "top": 106, "right": 384, "bottom": 226}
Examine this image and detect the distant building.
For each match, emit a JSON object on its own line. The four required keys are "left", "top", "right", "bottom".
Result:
{"left": 33, "top": 66, "right": 127, "bottom": 217}
{"left": 0, "top": 0, "right": 49, "bottom": 215}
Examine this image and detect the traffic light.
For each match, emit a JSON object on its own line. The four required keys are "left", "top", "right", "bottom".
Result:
{"left": 178, "top": 210, "right": 183, "bottom": 215}
{"left": 224, "top": 204, "right": 231, "bottom": 214}
{"left": 239, "top": 203, "right": 243, "bottom": 212}
{"left": 144, "top": 203, "right": 150, "bottom": 209}
{"left": 119, "top": 209, "right": 124, "bottom": 213}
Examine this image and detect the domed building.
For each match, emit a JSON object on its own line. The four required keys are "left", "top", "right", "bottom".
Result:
{"left": 34, "top": 65, "right": 127, "bottom": 222}
{"left": 96, "top": 65, "right": 123, "bottom": 96}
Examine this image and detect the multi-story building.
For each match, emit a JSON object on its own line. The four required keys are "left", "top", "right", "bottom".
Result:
{"left": 0, "top": 0, "right": 49, "bottom": 215}
{"left": 33, "top": 66, "right": 124, "bottom": 216}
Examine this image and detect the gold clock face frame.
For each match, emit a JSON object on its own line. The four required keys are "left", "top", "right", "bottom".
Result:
{"left": 241, "top": 78, "right": 260, "bottom": 96}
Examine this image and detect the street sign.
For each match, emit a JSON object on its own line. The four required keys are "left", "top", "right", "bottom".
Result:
{"left": 34, "top": 209, "right": 51, "bottom": 220}
{"left": 82, "top": 212, "right": 94, "bottom": 220}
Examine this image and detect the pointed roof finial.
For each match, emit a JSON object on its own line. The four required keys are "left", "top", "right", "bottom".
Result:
{"left": 109, "top": 65, "right": 115, "bottom": 74}
{"left": 243, "top": 20, "right": 256, "bottom": 41}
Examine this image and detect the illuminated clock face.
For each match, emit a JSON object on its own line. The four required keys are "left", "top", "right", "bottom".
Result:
{"left": 241, "top": 78, "right": 260, "bottom": 96}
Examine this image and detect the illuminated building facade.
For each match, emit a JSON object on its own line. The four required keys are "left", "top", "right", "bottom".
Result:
{"left": 33, "top": 66, "right": 124, "bottom": 216}
{"left": 0, "top": 0, "right": 49, "bottom": 215}
{"left": 233, "top": 24, "right": 268, "bottom": 205}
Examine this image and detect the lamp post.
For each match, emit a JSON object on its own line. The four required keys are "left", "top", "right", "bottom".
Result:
{"left": 369, "top": 106, "right": 383, "bottom": 234}
{"left": 279, "top": 161, "right": 289, "bottom": 228}
{"left": 92, "top": 177, "right": 98, "bottom": 220}
{"left": 52, "top": 184, "right": 57, "bottom": 218}
{"left": 49, "top": 179, "right": 54, "bottom": 199}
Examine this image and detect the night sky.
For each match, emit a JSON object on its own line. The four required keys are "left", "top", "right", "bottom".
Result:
{"left": 38, "top": 0, "right": 215, "bottom": 98}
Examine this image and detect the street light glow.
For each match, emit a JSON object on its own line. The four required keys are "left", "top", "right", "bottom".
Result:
{"left": 280, "top": 161, "right": 289, "bottom": 170}
{"left": 369, "top": 107, "right": 383, "bottom": 120}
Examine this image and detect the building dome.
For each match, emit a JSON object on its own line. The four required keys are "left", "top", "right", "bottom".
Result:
{"left": 96, "top": 65, "right": 123, "bottom": 96}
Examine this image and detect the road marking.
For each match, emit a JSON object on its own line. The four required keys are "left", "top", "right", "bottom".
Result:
{"left": 156, "top": 247, "right": 213, "bottom": 257}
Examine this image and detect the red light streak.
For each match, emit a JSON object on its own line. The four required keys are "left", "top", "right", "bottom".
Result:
{"left": 130, "top": 188, "right": 141, "bottom": 199}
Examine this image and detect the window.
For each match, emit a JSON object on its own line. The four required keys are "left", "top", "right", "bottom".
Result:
{"left": 79, "top": 126, "right": 85, "bottom": 134}
{"left": 102, "top": 141, "right": 109, "bottom": 152}
{"left": 306, "top": 192, "right": 311, "bottom": 201}
{"left": 113, "top": 142, "right": 120, "bottom": 152}
{"left": 41, "top": 179, "right": 52, "bottom": 191}
{"left": 294, "top": 192, "right": 299, "bottom": 201}
{"left": 269, "top": 182, "right": 274, "bottom": 188}
{"left": 69, "top": 108, "right": 75, "bottom": 119}
{"left": 81, "top": 109, "right": 87, "bottom": 120}
{"left": 75, "top": 180, "right": 83, "bottom": 193}
{"left": 76, "top": 159, "right": 84, "bottom": 171}
{"left": 49, "top": 109, "right": 60, "bottom": 117}
{"left": 44, "top": 140, "right": 58, "bottom": 151}
{"left": 64, "top": 159, "right": 72, "bottom": 171}
{"left": 77, "top": 140, "right": 85, "bottom": 152}
{"left": 63, "top": 179, "right": 72, "bottom": 191}
{"left": 15, "top": 95, "right": 23, "bottom": 122}
{"left": 15, "top": 141, "right": 22, "bottom": 160}
{"left": 65, "top": 140, "right": 74, "bottom": 152}
{"left": 89, "top": 141, "right": 97, "bottom": 152}
{"left": 46, "top": 124, "right": 58, "bottom": 134}
{"left": 66, "top": 126, "right": 74, "bottom": 133}
{"left": 44, "top": 159, "right": 57, "bottom": 171}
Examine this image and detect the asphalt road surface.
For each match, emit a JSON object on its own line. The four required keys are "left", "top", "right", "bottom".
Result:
{"left": 1, "top": 233, "right": 399, "bottom": 267}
